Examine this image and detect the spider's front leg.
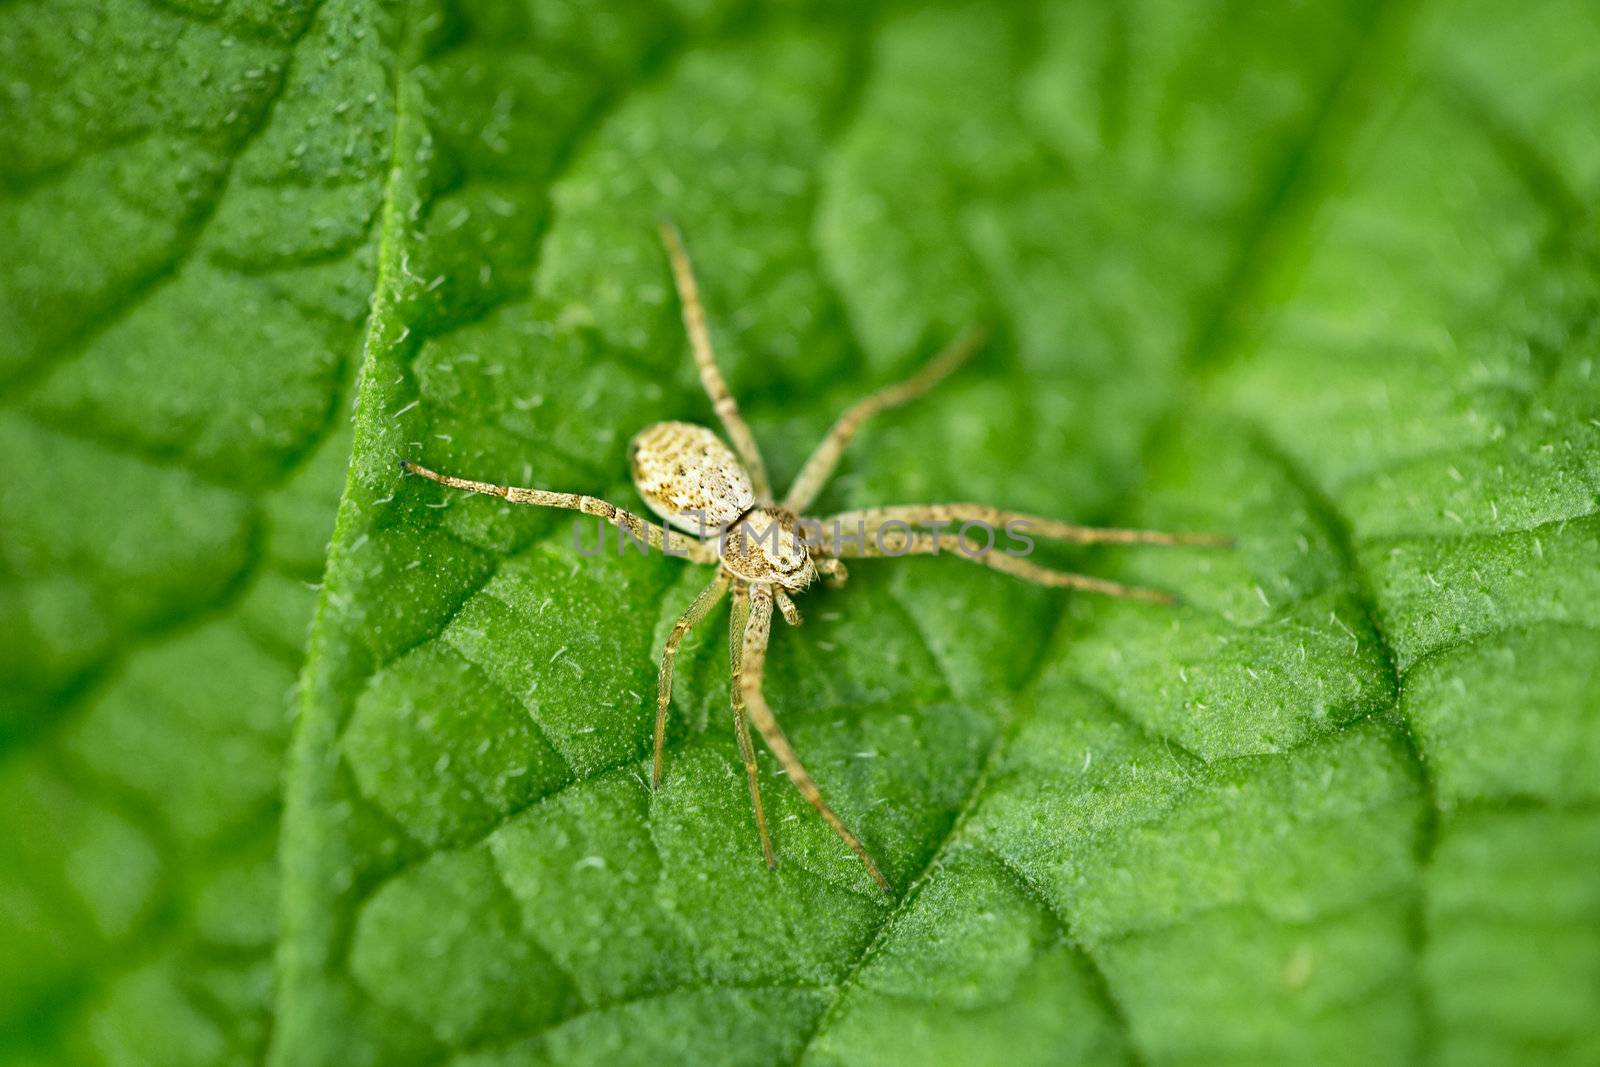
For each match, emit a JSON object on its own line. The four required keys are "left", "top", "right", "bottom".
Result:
{"left": 653, "top": 572, "right": 730, "bottom": 788}
{"left": 741, "top": 585, "right": 893, "bottom": 894}
{"left": 728, "top": 582, "right": 776, "bottom": 869}
{"left": 773, "top": 589, "right": 802, "bottom": 626}
{"left": 815, "top": 556, "right": 849, "bottom": 588}
{"left": 830, "top": 528, "right": 1178, "bottom": 603}
{"left": 824, "top": 503, "right": 1231, "bottom": 549}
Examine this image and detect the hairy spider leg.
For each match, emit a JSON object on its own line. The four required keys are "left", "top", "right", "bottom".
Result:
{"left": 815, "top": 556, "right": 849, "bottom": 587}
{"left": 741, "top": 585, "right": 893, "bottom": 894}
{"left": 773, "top": 588, "right": 802, "bottom": 626}
{"left": 400, "top": 460, "right": 719, "bottom": 563}
{"left": 782, "top": 326, "right": 987, "bottom": 514}
{"left": 822, "top": 504, "right": 1231, "bottom": 548}
{"left": 729, "top": 581, "right": 776, "bottom": 868}
{"left": 653, "top": 572, "right": 731, "bottom": 788}
{"left": 829, "top": 529, "right": 1176, "bottom": 604}
{"left": 658, "top": 219, "right": 773, "bottom": 502}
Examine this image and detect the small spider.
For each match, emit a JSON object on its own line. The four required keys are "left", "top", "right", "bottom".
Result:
{"left": 402, "top": 221, "right": 1225, "bottom": 893}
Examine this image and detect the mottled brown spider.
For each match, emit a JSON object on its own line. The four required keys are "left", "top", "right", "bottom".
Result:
{"left": 402, "top": 221, "right": 1224, "bottom": 893}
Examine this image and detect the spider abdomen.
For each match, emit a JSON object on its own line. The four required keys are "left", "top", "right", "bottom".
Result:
{"left": 629, "top": 420, "right": 756, "bottom": 534}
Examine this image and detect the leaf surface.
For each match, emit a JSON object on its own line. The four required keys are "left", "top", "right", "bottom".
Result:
{"left": 0, "top": 0, "right": 392, "bottom": 1061}
{"left": 275, "top": 1, "right": 1600, "bottom": 1065}
{"left": 5, "top": 1, "right": 1598, "bottom": 1065}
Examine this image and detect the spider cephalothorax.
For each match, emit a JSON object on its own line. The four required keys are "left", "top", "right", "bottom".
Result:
{"left": 401, "top": 221, "right": 1225, "bottom": 893}
{"left": 716, "top": 508, "right": 817, "bottom": 591}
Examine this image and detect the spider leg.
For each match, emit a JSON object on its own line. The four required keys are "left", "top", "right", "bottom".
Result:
{"left": 729, "top": 581, "right": 776, "bottom": 869}
{"left": 831, "top": 530, "right": 1175, "bottom": 604}
{"left": 400, "top": 460, "right": 719, "bottom": 563}
{"left": 821, "top": 504, "right": 1231, "bottom": 548}
{"left": 656, "top": 219, "right": 773, "bottom": 501}
{"left": 653, "top": 571, "right": 731, "bottom": 789}
{"left": 816, "top": 557, "right": 849, "bottom": 588}
{"left": 774, "top": 588, "right": 802, "bottom": 626}
{"left": 781, "top": 326, "right": 987, "bottom": 514}
{"left": 742, "top": 585, "right": 893, "bottom": 894}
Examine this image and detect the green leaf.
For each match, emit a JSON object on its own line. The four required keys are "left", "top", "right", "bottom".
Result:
{"left": 7, "top": 0, "right": 1599, "bottom": 1065}
{"left": 0, "top": 0, "right": 391, "bottom": 1061}
{"left": 276, "top": 0, "right": 1600, "bottom": 1064}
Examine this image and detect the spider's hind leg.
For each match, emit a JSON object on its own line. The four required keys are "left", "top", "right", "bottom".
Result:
{"left": 656, "top": 219, "right": 773, "bottom": 500}
{"left": 401, "top": 459, "right": 719, "bottom": 562}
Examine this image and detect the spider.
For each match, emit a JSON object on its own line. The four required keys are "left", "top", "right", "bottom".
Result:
{"left": 401, "top": 221, "right": 1225, "bottom": 894}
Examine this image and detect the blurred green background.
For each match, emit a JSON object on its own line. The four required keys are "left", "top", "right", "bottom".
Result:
{"left": 3, "top": 0, "right": 1597, "bottom": 1064}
